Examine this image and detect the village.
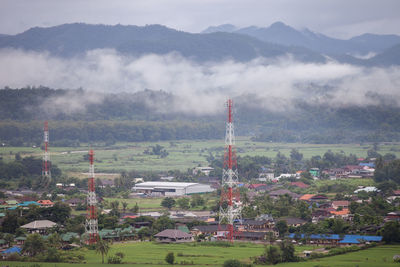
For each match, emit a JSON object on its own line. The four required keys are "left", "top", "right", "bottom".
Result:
{"left": 1, "top": 153, "right": 398, "bottom": 261}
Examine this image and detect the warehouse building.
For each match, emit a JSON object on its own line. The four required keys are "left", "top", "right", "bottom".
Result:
{"left": 132, "top": 182, "right": 215, "bottom": 196}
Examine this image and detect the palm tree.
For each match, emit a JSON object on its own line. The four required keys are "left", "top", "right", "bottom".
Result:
{"left": 122, "top": 201, "right": 128, "bottom": 212}
{"left": 110, "top": 200, "right": 119, "bottom": 210}
{"left": 96, "top": 238, "right": 110, "bottom": 264}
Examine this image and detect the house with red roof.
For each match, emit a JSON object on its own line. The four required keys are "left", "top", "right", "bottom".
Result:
{"left": 37, "top": 200, "right": 54, "bottom": 207}
{"left": 330, "top": 208, "right": 350, "bottom": 219}
{"left": 299, "top": 194, "right": 315, "bottom": 201}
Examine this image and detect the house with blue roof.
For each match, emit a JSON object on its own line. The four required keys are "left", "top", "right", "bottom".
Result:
{"left": 1, "top": 246, "right": 21, "bottom": 255}
{"left": 287, "top": 233, "right": 382, "bottom": 246}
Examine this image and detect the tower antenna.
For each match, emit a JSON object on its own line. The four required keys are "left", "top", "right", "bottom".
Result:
{"left": 219, "top": 99, "right": 241, "bottom": 242}
{"left": 85, "top": 149, "right": 98, "bottom": 244}
{"left": 42, "top": 121, "right": 51, "bottom": 186}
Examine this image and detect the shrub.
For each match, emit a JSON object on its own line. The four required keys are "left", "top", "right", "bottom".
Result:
{"left": 44, "top": 247, "right": 61, "bottom": 262}
{"left": 223, "top": 259, "right": 242, "bottom": 267}
{"left": 108, "top": 255, "right": 122, "bottom": 264}
{"left": 115, "top": 252, "right": 125, "bottom": 259}
{"left": 166, "top": 252, "right": 174, "bottom": 265}
{"left": 393, "top": 254, "right": 400, "bottom": 263}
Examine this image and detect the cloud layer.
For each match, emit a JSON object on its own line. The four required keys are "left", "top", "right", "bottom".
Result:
{"left": 1, "top": 48, "right": 400, "bottom": 115}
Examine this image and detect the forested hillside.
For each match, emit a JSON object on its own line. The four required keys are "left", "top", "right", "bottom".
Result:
{"left": 1, "top": 87, "right": 400, "bottom": 145}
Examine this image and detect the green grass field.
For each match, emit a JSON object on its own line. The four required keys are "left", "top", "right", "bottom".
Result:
{"left": 278, "top": 245, "right": 400, "bottom": 267}
{"left": 104, "top": 193, "right": 218, "bottom": 212}
{"left": 2, "top": 138, "right": 399, "bottom": 174}
{"left": 105, "top": 197, "right": 164, "bottom": 210}
{"left": 1, "top": 244, "right": 400, "bottom": 267}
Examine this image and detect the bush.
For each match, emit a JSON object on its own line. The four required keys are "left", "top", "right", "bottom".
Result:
{"left": 223, "top": 259, "right": 242, "bottom": 267}
{"left": 45, "top": 247, "right": 61, "bottom": 262}
{"left": 115, "top": 252, "right": 125, "bottom": 259}
{"left": 393, "top": 254, "right": 400, "bottom": 263}
{"left": 166, "top": 252, "right": 174, "bottom": 265}
{"left": 108, "top": 255, "right": 122, "bottom": 264}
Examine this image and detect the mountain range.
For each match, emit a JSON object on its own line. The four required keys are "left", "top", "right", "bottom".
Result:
{"left": 203, "top": 22, "right": 400, "bottom": 56}
{"left": 0, "top": 22, "right": 399, "bottom": 66}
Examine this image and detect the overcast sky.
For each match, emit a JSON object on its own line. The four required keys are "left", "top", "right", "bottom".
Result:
{"left": 1, "top": 0, "right": 400, "bottom": 39}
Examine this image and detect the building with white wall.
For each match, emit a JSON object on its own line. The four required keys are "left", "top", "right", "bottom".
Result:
{"left": 132, "top": 182, "right": 214, "bottom": 196}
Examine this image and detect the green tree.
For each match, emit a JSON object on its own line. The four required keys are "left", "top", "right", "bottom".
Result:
{"left": 47, "top": 233, "right": 62, "bottom": 249}
{"left": 23, "top": 233, "right": 46, "bottom": 256}
{"left": 191, "top": 194, "right": 205, "bottom": 208}
{"left": 96, "top": 238, "right": 110, "bottom": 264}
{"left": 176, "top": 198, "right": 190, "bottom": 210}
{"left": 1, "top": 213, "right": 19, "bottom": 233}
{"left": 153, "top": 215, "right": 175, "bottom": 233}
{"left": 279, "top": 240, "right": 296, "bottom": 262}
{"left": 165, "top": 252, "right": 174, "bottom": 264}
{"left": 45, "top": 247, "right": 61, "bottom": 262}
{"left": 137, "top": 227, "right": 151, "bottom": 241}
{"left": 4, "top": 233, "right": 14, "bottom": 247}
{"left": 276, "top": 220, "right": 288, "bottom": 237}
{"left": 265, "top": 245, "right": 281, "bottom": 265}
{"left": 161, "top": 197, "right": 175, "bottom": 210}
{"left": 122, "top": 201, "right": 128, "bottom": 212}
{"left": 290, "top": 149, "right": 303, "bottom": 161}
{"left": 132, "top": 202, "right": 139, "bottom": 213}
{"left": 382, "top": 221, "right": 400, "bottom": 244}
{"left": 110, "top": 200, "right": 120, "bottom": 210}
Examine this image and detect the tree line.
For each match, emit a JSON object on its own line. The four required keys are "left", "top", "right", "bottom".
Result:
{"left": 3, "top": 87, "right": 400, "bottom": 143}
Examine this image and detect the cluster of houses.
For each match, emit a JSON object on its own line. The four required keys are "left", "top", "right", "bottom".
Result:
{"left": 255, "top": 162, "right": 375, "bottom": 182}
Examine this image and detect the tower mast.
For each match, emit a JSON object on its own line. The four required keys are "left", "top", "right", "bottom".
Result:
{"left": 219, "top": 99, "right": 241, "bottom": 242}
{"left": 42, "top": 121, "right": 51, "bottom": 185}
{"left": 86, "top": 149, "right": 98, "bottom": 244}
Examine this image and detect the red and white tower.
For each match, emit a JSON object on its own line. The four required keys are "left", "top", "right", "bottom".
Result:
{"left": 219, "top": 99, "right": 242, "bottom": 242}
{"left": 42, "top": 121, "right": 51, "bottom": 182}
{"left": 86, "top": 149, "right": 98, "bottom": 245}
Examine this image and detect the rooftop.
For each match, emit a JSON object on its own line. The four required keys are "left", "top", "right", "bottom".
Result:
{"left": 155, "top": 229, "right": 192, "bottom": 239}
{"left": 21, "top": 220, "right": 57, "bottom": 229}
{"left": 134, "top": 182, "right": 199, "bottom": 188}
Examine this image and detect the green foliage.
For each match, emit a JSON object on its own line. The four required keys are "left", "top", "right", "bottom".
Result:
{"left": 279, "top": 240, "right": 296, "bottom": 262}
{"left": 165, "top": 252, "right": 174, "bottom": 264}
{"left": 45, "top": 247, "right": 61, "bottom": 262}
{"left": 374, "top": 158, "right": 400, "bottom": 184}
{"left": 95, "top": 238, "right": 110, "bottom": 264}
{"left": 382, "top": 221, "right": 400, "bottom": 244}
{"left": 47, "top": 233, "right": 62, "bottom": 249}
{"left": 153, "top": 215, "right": 175, "bottom": 233}
{"left": 276, "top": 220, "right": 288, "bottom": 237}
{"left": 223, "top": 259, "right": 243, "bottom": 267}
{"left": 265, "top": 245, "right": 281, "bottom": 265}
{"left": 191, "top": 194, "right": 205, "bottom": 208}
{"left": 23, "top": 233, "right": 46, "bottom": 257}
{"left": 176, "top": 197, "right": 190, "bottom": 210}
{"left": 0, "top": 156, "right": 61, "bottom": 187}
{"left": 161, "top": 197, "right": 176, "bottom": 210}
{"left": 137, "top": 227, "right": 151, "bottom": 241}
{"left": 107, "top": 254, "right": 123, "bottom": 264}
{"left": 2, "top": 213, "right": 19, "bottom": 234}
{"left": 290, "top": 148, "right": 303, "bottom": 161}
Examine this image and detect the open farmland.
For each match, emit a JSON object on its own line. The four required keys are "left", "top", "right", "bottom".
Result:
{"left": 2, "top": 138, "right": 400, "bottom": 174}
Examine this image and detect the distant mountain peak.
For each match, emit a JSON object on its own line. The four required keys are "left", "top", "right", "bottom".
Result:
{"left": 201, "top": 24, "right": 237, "bottom": 34}
{"left": 269, "top": 21, "right": 290, "bottom": 28}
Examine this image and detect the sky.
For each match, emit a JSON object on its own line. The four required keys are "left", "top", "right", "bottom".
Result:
{"left": 1, "top": 0, "right": 400, "bottom": 39}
